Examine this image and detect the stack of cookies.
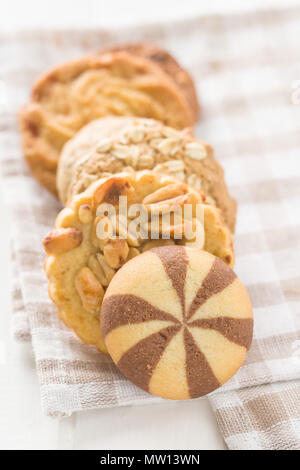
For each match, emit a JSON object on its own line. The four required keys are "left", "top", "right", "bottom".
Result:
{"left": 19, "top": 44, "right": 253, "bottom": 400}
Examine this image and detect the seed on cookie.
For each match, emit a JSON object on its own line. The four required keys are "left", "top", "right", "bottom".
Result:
{"left": 149, "top": 138, "right": 164, "bottom": 150}
{"left": 126, "top": 127, "right": 145, "bottom": 143}
{"left": 161, "top": 127, "right": 182, "bottom": 139}
{"left": 157, "top": 138, "right": 181, "bottom": 156}
{"left": 125, "top": 146, "right": 140, "bottom": 167}
{"left": 111, "top": 144, "right": 131, "bottom": 160}
{"left": 138, "top": 153, "right": 154, "bottom": 169}
{"left": 96, "top": 138, "right": 113, "bottom": 153}
{"left": 185, "top": 142, "right": 207, "bottom": 160}
{"left": 153, "top": 160, "right": 185, "bottom": 174}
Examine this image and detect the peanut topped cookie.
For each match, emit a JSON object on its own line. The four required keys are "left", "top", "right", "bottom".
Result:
{"left": 57, "top": 117, "right": 237, "bottom": 231}
{"left": 43, "top": 171, "right": 234, "bottom": 353}
{"left": 101, "top": 247, "right": 253, "bottom": 399}
{"left": 19, "top": 46, "right": 199, "bottom": 194}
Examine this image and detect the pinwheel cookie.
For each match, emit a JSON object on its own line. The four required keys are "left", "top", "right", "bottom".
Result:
{"left": 101, "top": 247, "right": 253, "bottom": 399}
{"left": 43, "top": 171, "right": 234, "bottom": 353}
{"left": 19, "top": 45, "right": 199, "bottom": 194}
{"left": 57, "top": 117, "right": 237, "bottom": 231}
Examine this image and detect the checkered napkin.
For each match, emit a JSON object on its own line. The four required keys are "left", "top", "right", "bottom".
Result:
{"left": 1, "top": 6, "right": 300, "bottom": 450}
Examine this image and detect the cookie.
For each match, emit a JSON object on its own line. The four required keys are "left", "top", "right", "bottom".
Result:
{"left": 101, "top": 43, "right": 199, "bottom": 121}
{"left": 43, "top": 171, "right": 234, "bottom": 353}
{"left": 19, "top": 46, "right": 199, "bottom": 194}
{"left": 57, "top": 117, "right": 237, "bottom": 231}
{"left": 101, "top": 246, "right": 253, "bottom": 399}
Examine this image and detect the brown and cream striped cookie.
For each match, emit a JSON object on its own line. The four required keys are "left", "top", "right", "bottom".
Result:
{"left": 43, "top": 171, "right": 234, "bottom": 353}
{"left": 101, "top": 247, "right": 253, "bottom": 399}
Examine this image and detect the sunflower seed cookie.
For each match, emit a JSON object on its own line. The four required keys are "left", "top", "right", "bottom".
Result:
{"left": 19, "top": 46, "right": 198, "bottom": 194}
{"left": 101, "top": 246, "right": 253, "bottom": 399}
{"left": 43, "top": 171, "right": 234, "bottom": 353}
{"left": 57, "top": 117, "right": 237, "bottom": 232}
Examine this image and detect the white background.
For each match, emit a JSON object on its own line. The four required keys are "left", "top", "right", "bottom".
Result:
{"left": 0, "top": 0, "right": 298, "bottom": 451}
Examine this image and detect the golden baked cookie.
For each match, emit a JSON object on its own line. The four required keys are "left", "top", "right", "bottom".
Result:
{"left": 57, "top": 117, "right": 237, "bottom": 231}
{"left": 101, "top": 246, "right": 253, "bottom": 399}
{"left": 101, "top": 43, "right": 199, "bottom": 122}
{"left": 19, "top": 47, "right": 198, "bottom": 194}
{"left": 43, "top": 171, "right": 234, "bottom": 353}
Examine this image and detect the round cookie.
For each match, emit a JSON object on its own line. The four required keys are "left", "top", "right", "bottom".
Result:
{"left": 101, "top": 43, "right": 199, "bottom": 121}
{"left": 101, "top": 246, "right": 253, "bottom": 400}
{"left": 57, "top": 117, "right": 237, "bottom": 232}
{"left": 43, "top": 171, "right": 234, "bottom": 353}
{"left": 19, "top": 46, "right": 198, "bottom": 194}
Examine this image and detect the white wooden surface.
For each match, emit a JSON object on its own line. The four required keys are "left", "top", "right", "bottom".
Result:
{"left": 0, "top": 0, "right": 297, "bottom": 451}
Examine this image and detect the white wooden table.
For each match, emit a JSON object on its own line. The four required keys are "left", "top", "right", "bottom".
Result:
{"left": 0, "top": 0, "right": 296, "bottom": 451}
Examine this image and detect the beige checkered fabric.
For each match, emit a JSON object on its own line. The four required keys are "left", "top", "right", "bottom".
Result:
{"left": 1, "top": 6, "right": 300, "bottom": 450}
